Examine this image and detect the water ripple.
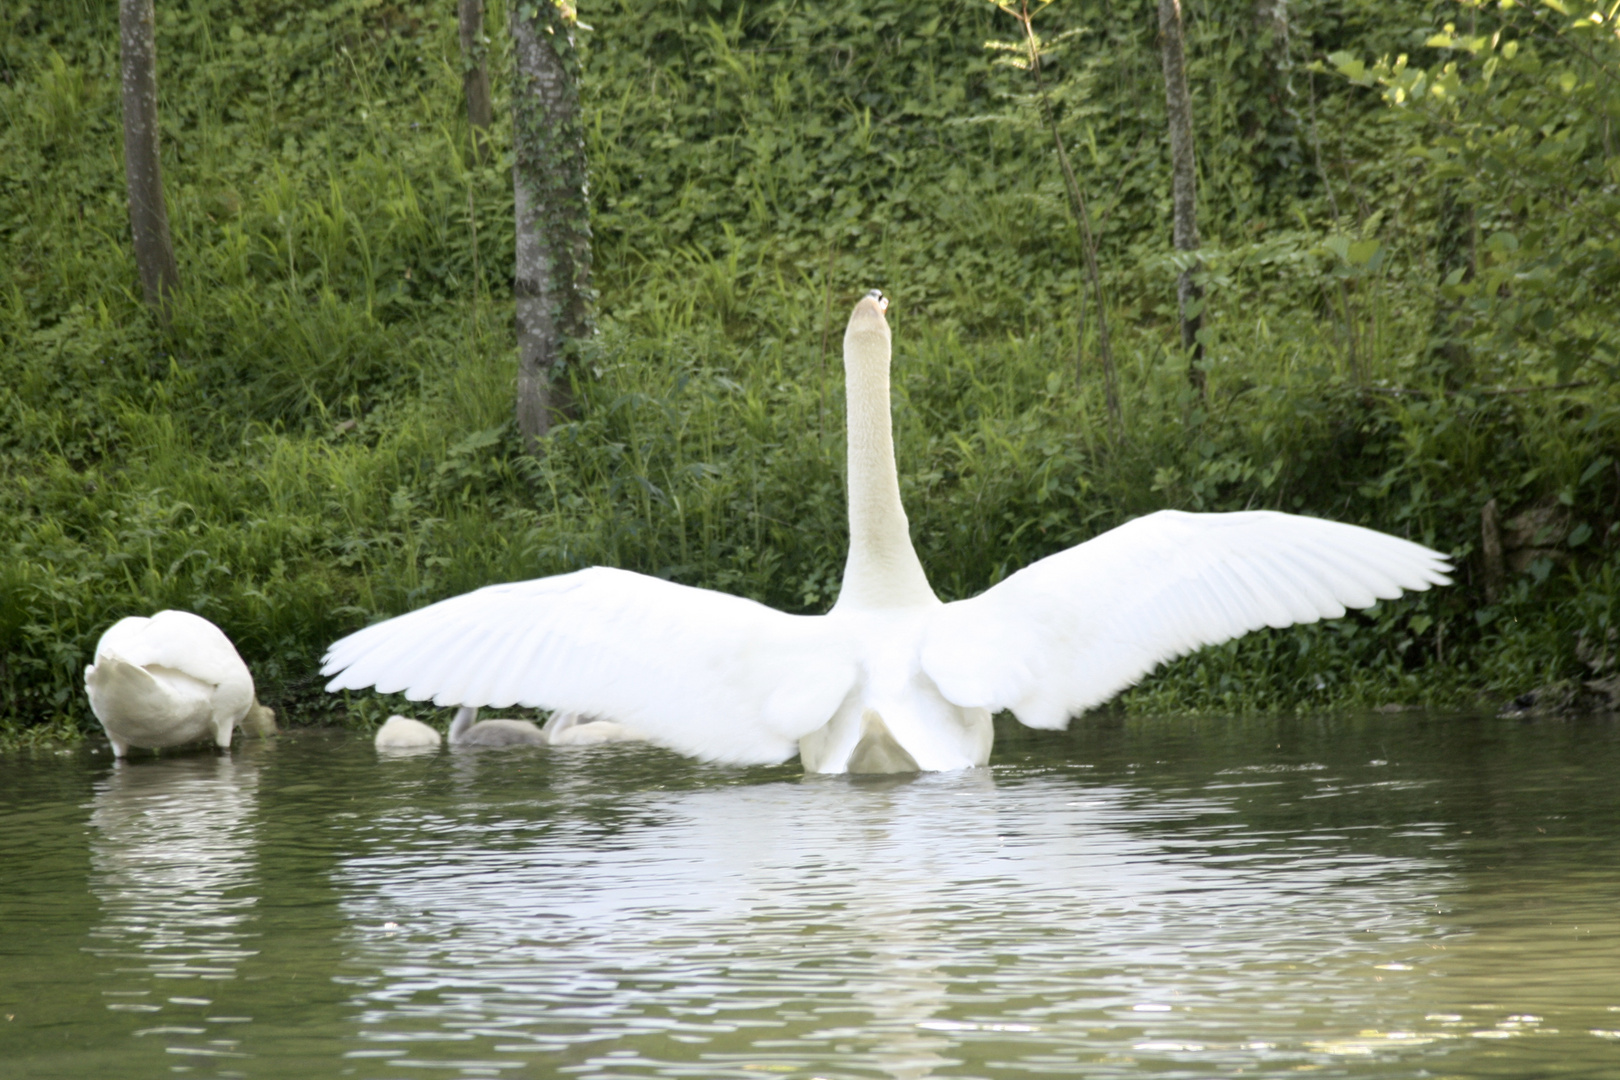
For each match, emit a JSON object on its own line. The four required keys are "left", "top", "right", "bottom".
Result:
{"left": 1, "top": 717, "right": 1618, "bottom": 1079}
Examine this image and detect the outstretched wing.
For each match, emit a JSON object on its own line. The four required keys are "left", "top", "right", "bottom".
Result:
{"left": 919, "top": 510, "right": 1451, "bottom": 729}
{"left": 322, "top": 567, "right": 858, "bottom": 765}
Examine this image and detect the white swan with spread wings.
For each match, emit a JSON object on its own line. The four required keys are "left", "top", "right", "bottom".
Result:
{"left": 324, "top": 292, "right": 1450, "bottom": 773}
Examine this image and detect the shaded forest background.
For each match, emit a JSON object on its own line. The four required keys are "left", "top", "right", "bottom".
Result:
{"left": 2, "top": 0, "right": 1617, "bottom": 742}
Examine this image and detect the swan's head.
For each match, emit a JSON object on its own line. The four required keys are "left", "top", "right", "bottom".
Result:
{"left": 845, "top": 289, "right": 890, "bottom": 362}
{"left": 241, "top": 698, "right": 278, "bottom": 738}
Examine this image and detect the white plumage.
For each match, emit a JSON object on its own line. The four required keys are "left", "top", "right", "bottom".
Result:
{"left": 919, "top": 508, "right": 1446, "bottom": 731}
{"left": 541, "top": 710, "right": 644, "bottom": 747}
{"left": 85, "top": 610, "right": 259, "bottom": 757}
{"left": 330, "top": 571, "right": 854, "bottom": 765}
{"left": 374, "top": 714, "right": 442, "bottom": 749}
{"left": 324, "top": 291, "right": 1451, "bottom": 773}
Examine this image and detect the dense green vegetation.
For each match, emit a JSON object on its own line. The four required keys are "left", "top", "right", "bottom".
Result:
{"left": 2, "top": 0, "right": 1617, "bottom": 745}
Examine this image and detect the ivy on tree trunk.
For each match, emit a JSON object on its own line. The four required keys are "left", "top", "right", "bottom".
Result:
{"left": 1247, "top": 0, "right": 1294, "bottom": 158}
{"left": 458, "top": 0, "right": 494, "bottom": 162}
{"left": 511, "top": 0, "right": 593, "bottom": 452}
{"left": 119, "top": 0, "right": 178, "bottom": 321}
{"left": 1158, "top": 0, "right": 1203, "bottom": 393}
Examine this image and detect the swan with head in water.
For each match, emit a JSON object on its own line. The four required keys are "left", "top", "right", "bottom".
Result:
{"left": 86, "top": 610, "right": 273, "bottom": 757}
{"left": 324, "top": 291, "right": 1451, "bottom": 774}
{"left": 375, "top": 714, "right": 442, "bottom": 749}
{"left": 447, "top": 706, "right": 546, "bottom": 746}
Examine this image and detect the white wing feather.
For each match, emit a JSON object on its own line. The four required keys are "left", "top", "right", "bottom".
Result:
{"left": 920, "top": 510, "right": 1452, "bottom": 729}
{"left": 322, "top": 567, "right": 858, "bottom": 766}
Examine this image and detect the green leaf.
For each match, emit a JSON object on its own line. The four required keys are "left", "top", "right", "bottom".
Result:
{"left": 1329, "top": 52, "right": 1369, "bottom": 84}
{"left": 1579, "top": 456, "right": 1614, "bottom": 485}
{"left": 1347, "top": 239, "right": 1381, "bottom": 266}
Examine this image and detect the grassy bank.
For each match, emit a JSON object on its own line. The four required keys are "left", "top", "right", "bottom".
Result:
{"left": 2, "top": 0, "right": 1616, "bottom": 745}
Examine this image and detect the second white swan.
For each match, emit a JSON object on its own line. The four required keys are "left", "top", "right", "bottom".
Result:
{"left": 86, "top": 610, "right": 266, "bottom": 757}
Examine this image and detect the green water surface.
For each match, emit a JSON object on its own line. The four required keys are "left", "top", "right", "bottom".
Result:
{"left": 2, "top": 715, "right": 1618, "bottom": 1079}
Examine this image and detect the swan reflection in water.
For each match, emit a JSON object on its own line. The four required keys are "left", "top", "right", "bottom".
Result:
{"left": 337, "top": 762, "right": 1451, "bottom": 1078}
{"left": 87, "top": 755, "right": 261, "bottom": 1025}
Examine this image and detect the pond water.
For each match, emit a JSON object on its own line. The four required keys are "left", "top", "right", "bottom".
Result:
{"left": 2, "top": 714, "right": 1618, "bottom": 1079}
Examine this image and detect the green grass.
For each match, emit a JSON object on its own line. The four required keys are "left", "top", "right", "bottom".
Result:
{"left": 1, "top": 0, "right": 1615, "bottom": 746}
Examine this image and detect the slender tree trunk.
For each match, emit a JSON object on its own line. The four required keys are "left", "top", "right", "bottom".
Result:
{"left": 1158, "top": 0, "right": 1203, "bottom": 393}
{"left": 1011, "top": 3, "right": 1120, "bottom": 438}
{"left": 458, "top": 0, "right": 494, "bottom": 162}
{"left": 1254, "top": 0, "right": 1289, "bottom": 71}
{"left": 1254, "top": 0, "right": 1290, "bottom": 114}
{"left": 119, "top": 0, "right": 178, "bottom": 320}
{"left": 1481, "top": 497, "right": 1505, "bottom": 604}
{"left": 1247, "top": 0, "right": 1293, "bottom": 157}
{"left": 1306, "top": 67, "right": 1362, "bottom": 381}
{"left": 511, "top": 1, "right": 593, "bottom": 451}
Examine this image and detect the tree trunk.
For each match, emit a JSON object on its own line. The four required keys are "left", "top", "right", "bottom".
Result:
{"left": 458, "top": 0, "right": 494, "bottom": 162}
{"left": 511, "top": 1, "right": 593, "bottom": 451}
{"left": 1247, "top": 0, "right": 1293, "bottom": 156}
{"left": 1481, "top": 497, "right": 1505, "bottom": 604}
{"left": 1158, "top": 0, "right": 1203, "bottom": 393}
{"left": 1254, "top": 0, "right": 1289, "bottom": 65}
{"left": 1010, "top": 3, "right": 1120, "bottom": 439}
{"left": 119, "top": 0, "right": 178, "bottom": 320}
{"left": 1254, "top": 0, "right": 1290, "bottom": 109}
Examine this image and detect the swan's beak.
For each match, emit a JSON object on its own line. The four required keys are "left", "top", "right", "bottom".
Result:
{"left": 863, "top": 288, "right": 889, "bottom": 314}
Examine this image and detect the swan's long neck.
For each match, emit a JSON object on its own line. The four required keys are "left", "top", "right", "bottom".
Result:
{"left": 448, "top": 706, "right": 477, "bottom": 742}
{"left": 835, "top": 315, "right": 937, "bottom": 611}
